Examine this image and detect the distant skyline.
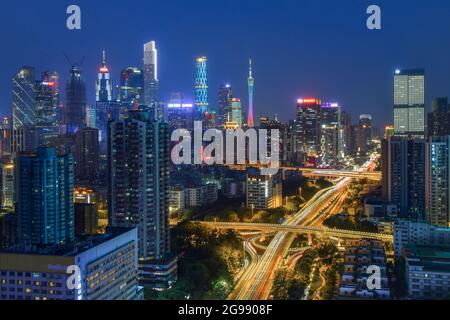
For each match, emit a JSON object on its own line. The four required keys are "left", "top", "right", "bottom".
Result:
{"left": 2, "top": 0, "right": 450, "bottom": 127}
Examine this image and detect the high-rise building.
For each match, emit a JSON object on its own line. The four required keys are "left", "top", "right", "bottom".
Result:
{"left": 16, "top": 147, "right": 74, "bottom": 246}
{"left": 12, "top": 66, "right": 35, "bottom": 129}
{"left": 96, "top": 50, "right": 113, "bottom": 103}
{"left": 119, "top": 67, "right": 144, "bottom": 108}
{"left": 0, "top": 117, "right": 12, "bottom": 160}
{"left": 230, "top": 98, "right": 243, "bottom": 127}
{"left": 427, "top": 97, "right": 450, "bottom": 138}
{"left": 321, "top": 102, "right": 343, "bottom": 160}
{"left": 1, "top": 162, "right": 14, "bottom": 209}
{"left": 425, "top": 136, "right": 450, "bottom": 227}
{"left": 195, "top": 56, "right": 208, "bottom": 115}
{"left": 143, "top": 41, "right": 159, "bottom": 106}
{"left": 393, "top": 69, "right": 425, "bottom": 137}
{"left": 108, "top": 109, "right": 176, "bottom": 289}
{"left": 356, "top": 114, "right": 373, "bottom": 156}
{"left": 381, "top": 136, "right": 426, "bottom": 219}
{"left": 247, "top": 59, "right": 254, "bottom": 128}
{"left": 11, "top": 126, "right": 38, "bottom": 158}
{"left": 217, "top": 84, "right": 233, "bottom": 127}
{"left": 296, "top": 98, "right": 322, "bottom": 155}
{"left": 246, "top": 170, "right": 282, "bottom": 211}
{"left": 167, "top": 93, "right": 193, "bottom": 131}
{"left": 74, "top": 128, "right": 99, "bottom": 184}
{"left": 66, "top": 65, "right": 87, "bottom": 134}
{"left": 35, "top": 72, "right": 59, "bottom": 144}
{"left": 95, "top": 52, "right": 120, "bottom": 150}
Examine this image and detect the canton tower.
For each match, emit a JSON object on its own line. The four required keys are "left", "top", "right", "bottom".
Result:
{"left": 247, "top": 59, "right": 254, "bottom": 128}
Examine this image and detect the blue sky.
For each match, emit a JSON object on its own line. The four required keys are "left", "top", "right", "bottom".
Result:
{"left": 1, "top": 0, "right": 450, "bottom": 126}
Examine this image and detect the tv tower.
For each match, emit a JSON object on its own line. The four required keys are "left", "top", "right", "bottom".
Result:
{"left": 247, "top": 59, "right": 254, "bottom": 128}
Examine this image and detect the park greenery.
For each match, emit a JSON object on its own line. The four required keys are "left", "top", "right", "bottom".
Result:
{"left": 145, "top": 222, "right": 243, "bottom": 300}
{"left": 323, "top": 214, "right": 378, "bottom": 233}
{"left": 271, "top": 243, "right": 339, "bottom": 300}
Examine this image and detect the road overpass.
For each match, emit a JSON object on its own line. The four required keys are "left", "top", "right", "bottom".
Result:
{"left": 198, "top": 221, "right": 392, "bottom": 242}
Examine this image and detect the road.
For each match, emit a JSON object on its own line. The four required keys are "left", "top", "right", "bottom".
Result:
{"left": 226, "top": 156, "right": 379, "bottom": 300}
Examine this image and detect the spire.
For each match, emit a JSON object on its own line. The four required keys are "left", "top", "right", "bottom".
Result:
{"left": 102, "top": 50, "right": 106, "bottom": 65}
{"left": 249, "top": 59, "right": 253, "bottom": 79}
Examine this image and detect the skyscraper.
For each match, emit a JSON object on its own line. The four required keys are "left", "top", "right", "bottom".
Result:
{"left": 356, "top": 114, "right": 373, "bottom": 156}
{"left": 247, "top": 59, "right": 254, "bottom": 128}
{"left": 95, "top": 51, "right": 120, "bottom": 149}
{"left": 296, "top": 98, "right": 322, "bottom": 155}
{"left": 217, "top": 84, "right": 233, "bottom": 127}
{"left": 12, "top": 66, "right": 35, "bottom": 129}
{"left": 195, "top": 56, "right": 208, "bottom": 115}
{"left": 393, "top": 69, "right": 425, "bottom": 137}
{"left": 425, "top": 136, "right": 450, "bottom": 227}
{"left": 119, "top": 67, "right": 144, "bottom": 108}
{"left": 96, "top": 50, "right": 112, "bottom": 102}
{"left": 230, "top": 98, "right": 243, "bottom": 127}
{"left": 74, "top": 127, "right": 99, "bottom": 184}
{"left": 381, "top": 136, "right": 426, "bottom": 219}
{"left": 108, "top": 109, "right": 176, "bottom": 289}
{"left": 66, "top": 65, "right": 87, "bottom": 133}
{"left": 16, "top": 147, "right": 74, "bottom": 246}
{"left": 143, "top": 41, "right": 159, "bottom": 106}
{"left": 427, "top": 97, "right": 450, "bottom": 138}
{"left": 35, "top": 72, "right": 59, "bottom": 144}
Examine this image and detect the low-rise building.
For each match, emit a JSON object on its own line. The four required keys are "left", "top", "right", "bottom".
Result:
{"left": 0, "top": 227, "right": 142, "bottom": 300}
{"left": 339, "top": 239, "right": 391, "bottom": 300}
{"left": 405, "top": 246, "right": 450, "bottom": 299}
{"left": 246, "top": 171, "right": 282, "bottom": 211}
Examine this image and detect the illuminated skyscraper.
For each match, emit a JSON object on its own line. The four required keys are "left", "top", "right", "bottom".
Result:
{"left": 217, "top": 84, "right": 233, "bottom": 127}
{"left": 231, "top": 98, "right": 243, "bottom": 127}
{"left": 195, "top": 56, "right": 208, "bottom": 114}
{"left": 66, "top": 65, "right": 87, "bottom": 133}
{"left": 393, "top": 69, "right": 425, "bottom": 137}
{"left": 296, "top": 98, "right": 322, "bottom": 154}
{"left": 35, "top": 72, "right": 59, "bottom": 144}
{"left": 119, "top": 67, "right": 144, "bottom": 108}
{"left": 143, "top": 41, "right": 159, "bottom": 105}
{"left": 12, "top": 66, "right": 35, "bottom": 129}
{"left": 96, "top": 50, "right": 112, "bottom": 102}
{"left": 247, "top": 59, "right": 254, "bottom": 128}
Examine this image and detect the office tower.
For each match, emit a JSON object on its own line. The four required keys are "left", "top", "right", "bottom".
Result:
{"left": 74, "top": 128, "right": 99, "bottom": 184}
{"left": 12, "top": 66, "right": 35, "bottom": 129}
{"left": 246, "top": 170, "right": 282, "bottom": 210}
{"left": 35, "top": 73, "right": 59, "bottom": 144}
{"left": 108, "top": 109, "right": 177, "bottom": 289}
{"left": 0, "top": 227, "right": 142, "bottom": 300}
{"left": 247, "top": 59, "right": 254, "bottom": 128}
{"left": 119, "top": 67, "right": 144, "bottom": 108}
{"left": 66, "top": 65, "right": 87, "bottom": 133}
{"left": 11, "top": 126, "right": 38, "bottom": 158}
{"left": 427, "top": 97, "right": 450, "bottom": 138}
{"left": 384, "top": 125, "right": 395, "bottom": 139}
{"left": 321, "top": 102, "right": 343, "bottom": 160}
{"left": 296, "top": 98, "right": 322, "bottom": 154}
{"left": 0, "top": 117, "right": 12, "bottom": 160}
{"left": 393, "top": 69, "right": 425, "bottom": 137}
{"left": 16, "top": 147, "right": 74, "bottom": 246}
{"left": 217, "top": 84, "right": 233, "bottom": 127}
{"left": 1, "top": 162, "right": 14, "bottom": 209}
{"left": 74, "top": 202, "right": 98, "bottom": 236}
{"left": 195, "top": 56, "right": 208, "bottom": 115}
{"left": 425, "top": 136, "right": 450, "bottom": 227}
{"left": 340, "top": 110, "right": 352, "bottom": 157}
{"left": 143, "top": 41, "right": 159, "bottom": 105}
{"left": 381, "top": 136, "right": 425, "bottom": 219}
{"left": 356, "top": 114, "right": 373, "bottom": 156}
{"left": 230, "top": 98, "right": 243, "bottom": 127}
{"left": 167, "top": 93, "right": 193, "bottom": 131}
{"left": 260, "top": 116, "right": 287, "bottom": 161}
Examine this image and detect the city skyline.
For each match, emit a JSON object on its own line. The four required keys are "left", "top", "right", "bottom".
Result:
{"left": 2, "top": 1, "right": 450, "bottom": 127}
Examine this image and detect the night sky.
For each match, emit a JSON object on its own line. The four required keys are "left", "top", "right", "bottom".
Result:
{"left": 1, "top": 0, "right": 450, "bottom": 127}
